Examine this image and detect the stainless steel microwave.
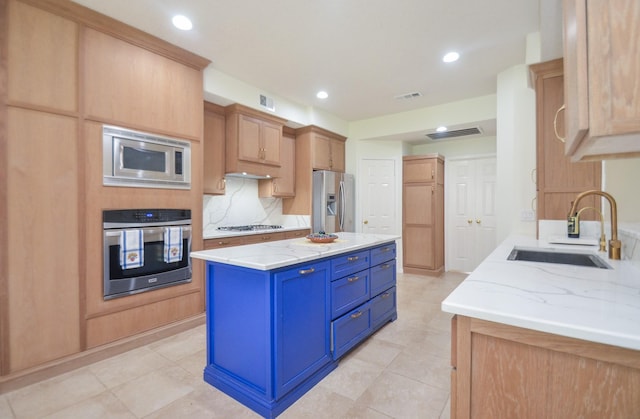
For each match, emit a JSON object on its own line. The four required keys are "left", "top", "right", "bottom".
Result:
{"left": 103, "top": 125, "right": 191, "bottom": 189}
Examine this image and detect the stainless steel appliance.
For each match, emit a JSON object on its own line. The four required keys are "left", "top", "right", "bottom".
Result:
{"left": 103, "top": 209, "right": 192, "bottom": 300}
{"left": 312, "top": 170, "right": 355, "bottom": 233}
{"left": 103, "top": 125, "right": 191, "bottom": 189}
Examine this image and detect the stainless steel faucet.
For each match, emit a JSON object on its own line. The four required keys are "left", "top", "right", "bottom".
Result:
{"left": 567, "top": 190, "right": 621, "bottom": 260}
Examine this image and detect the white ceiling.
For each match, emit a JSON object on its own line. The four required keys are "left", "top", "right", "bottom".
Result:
{"left": 71, "top": 0, "right": 563, "bottom": 124}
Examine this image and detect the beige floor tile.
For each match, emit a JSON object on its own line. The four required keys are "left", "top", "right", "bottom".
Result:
{"left": 317, "top": 357, "right": 384, "bottom": 401}
{"left": 6, "top": 368, "right": 106, "bottom": 419}
{"left": 177, "top": 348, "right": 207, "bottom": 377}
{"left": 355, "top": 371, "right": 449, "bottom": 419}
{"left": 110, "top": 366, "right": 196, "bottom": 417}
{"left": 149, "top": 325, "right": 207, "bottom": 362}
{"left": 0, "top": 394, "right": 15, "bottom": 419}
{"left": 279, "top": 384, "right": 356, "bottom": 419}
{"left": 386, "top": 348, "right": 450, "bottom": 391}
{"left": 346, "top": 337, "right": 404, "bottom": 368}
{"left": 89, "top": 346, "right": 172, "bottom": 389}
{"left": 185, "top": 384, "right": 262, "bottom": 418}
{"left": 41, "top": 391, "right": 135, "bottom": 419}
{"left": 342, "top": 405, "right": 393, "bottom": 419}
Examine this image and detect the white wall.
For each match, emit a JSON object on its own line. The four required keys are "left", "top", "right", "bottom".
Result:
{"left": 411, "top": 136, "right": 496, "bottom": 158}
{"left": 604, "top": 158, "right": 640, "bottom": 222}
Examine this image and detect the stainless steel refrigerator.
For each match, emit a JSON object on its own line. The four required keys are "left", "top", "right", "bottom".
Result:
{"left": 312, "top": 170, "right": 355, "bottom": 233}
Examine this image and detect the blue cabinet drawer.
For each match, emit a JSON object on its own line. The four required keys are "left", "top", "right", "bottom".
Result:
{"left": 331, "top": 302, "right": 371, "bottom": 359}
{"left": 331, "top": 269, "right": 370, "bottom": 319}
{"left": 371, "top": 286, "right": 396, "bottom": 331}
{"left": 370, "top": 242, "right": 396, "bottom": 266}
{"left": 331, "top": 250, "right": 370, "bottom": 280}
{"left": 370, "top": 260, "right": 396, "bottom": 297}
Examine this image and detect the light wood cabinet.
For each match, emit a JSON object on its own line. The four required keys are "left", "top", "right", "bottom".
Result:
{"left": 203, "top": 101, "right": 226, "bottom": 195}
{"left": 530, "top": 59, "right": 601, "bottom": 227}
{"left": 83, "top": 28, "right": 205, "bottom": 140}
{"left": 225, "top": 104, "right": 286, "bottom": 178}
{"left": 259, "top": 127, "right": 296, "bottom": 197}
{"left": 311, "top": 133, "right": 345, "bottom": 172}
{"left": 282, "top": 126, "right": 347, "bottom": 215}
{"left": 563, "top": 0, "right": 640, "bottom": 161}
{"left": 451, "top": 315, "right": 640, "bottom": 418}
{"left": 284, "top": 229, "right": 311, "bottom": 239}
{"left": 402, "top": 155, "right": 444, "bottom": 276}
{"left": 204, "top": 230, "right": 308, "bottom": 249}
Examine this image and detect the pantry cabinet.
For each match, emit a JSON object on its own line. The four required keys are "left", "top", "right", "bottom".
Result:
{"left": 225, "top": 104, "right": 287, "bottom": 178}
{"left": 402, "top": 155, "right": 444, "bottom": 276}
{"left": 203, "top": 101, "right": 226, "bottom": 195}
{"left": 562, "top": 0, "right": 640, "bottom": 161}
{"left": 530, "top": 59, "right": 601, "bottom": 225}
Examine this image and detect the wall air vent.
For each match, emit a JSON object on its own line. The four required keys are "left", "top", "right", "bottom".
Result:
{"left": 394, "top": 92, "right": 422, "bottom": 100}
{"left": 259, "top": 94, "right": 275, "bottom": 112}
{"left": 426, "top": 126, "right": 483, "bottom": 140}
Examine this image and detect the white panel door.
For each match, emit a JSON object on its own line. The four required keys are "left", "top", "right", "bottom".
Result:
{"left": 360, "top": 159, "right": 396, "bottom": 234}
{"left": 447, "top": 157, "right": 497, "bottom": 272}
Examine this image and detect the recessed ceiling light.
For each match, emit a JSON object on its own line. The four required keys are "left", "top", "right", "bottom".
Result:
{"left": 436, "top": 126, "right": 448, "bottom": 132}
{"left": 172, "top": 15, "right": 193, "bottom": 31}
{"left": 316, "top": 91, "right": 328, "bottom": 99}
{"left": 442, "top": 52, "right": 459, "bottom": 63}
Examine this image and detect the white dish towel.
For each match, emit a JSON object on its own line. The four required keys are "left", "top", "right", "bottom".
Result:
{"left": 119, "top": 229, "right": 144, "bottom": 269}
{"left": 164, "top": 227, "right": 183, "bottom": 263}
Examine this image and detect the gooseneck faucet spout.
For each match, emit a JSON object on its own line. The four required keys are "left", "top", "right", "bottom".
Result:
{"left": 567, "top": 190, "right": 621, "bottom": 260}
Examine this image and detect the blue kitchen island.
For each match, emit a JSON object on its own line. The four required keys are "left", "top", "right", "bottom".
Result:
{"left": 190, "top": 232, "right": 399, "bottom": 418}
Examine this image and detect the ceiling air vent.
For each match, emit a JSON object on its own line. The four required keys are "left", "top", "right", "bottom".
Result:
{"left": 394, "top": 92, "right": 422, "bottom": 100}
{"left": 259, "top": 94, "right": 275, "bottom": 112}
{"left": 426, "top": 126, "right": 483, "bottom": 140}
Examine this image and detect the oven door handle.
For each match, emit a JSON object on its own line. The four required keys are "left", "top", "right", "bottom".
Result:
{"left": 104, "top": 226, "right": 192, "bottom": 245}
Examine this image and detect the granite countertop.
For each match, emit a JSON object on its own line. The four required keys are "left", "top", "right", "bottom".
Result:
{"left": 203, "top": 225, "right": 310, "bottom": 240}
{"left": 441, "top": 235, "right": 640, "bottom": 351}
{"left": 191, "top": 232, "right": 400, "bottom": 270}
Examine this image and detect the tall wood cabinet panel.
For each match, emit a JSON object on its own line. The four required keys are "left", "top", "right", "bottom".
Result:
{"left": 402, "top": 155, "right": 444, "bottom": 276}
{"left": 282, "top": 126, "right": 347, "bottom": 215}
{"left": 203, "top": 101, "right": 226, "bottom": 195}
{"left": 7, "top": 0, "right": 78, "bottom": 112}
{"left": 530, "top": 59, "right": 601, "bottom": 228}
{"left": 260, "top": 127, "right": 296, "bottom": 197}
{"left": 563, "top": 0, "right": 640, "bottom": 161}
{"left": 83, "top": 28, "right": 204, "bottom": 140}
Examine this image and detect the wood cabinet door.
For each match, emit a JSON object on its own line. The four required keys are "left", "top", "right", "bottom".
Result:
{"left": 330, "top": 139, "right": 346, "bottom": 172}
{"left": 261, "top": 120, "right": 282, "bottom": 166}
{"left": 403, "top": 159, "right": 437, "bottom": 183}
{"left": 311, "top": 134, "right": 332, "bottom": 170}
{"left": 274, "top": 261, "right": 331, "bottom": 398}
{"left": 203, "top": 103, "right": 226, "bottom": 194}
{"left": 237, "top": 114, "right": 262, "bottom": 162}
{"left": 260, "top": 132, "right": 295, "bottom": 197}
{"left": 403, "top": 184, "right": 434, "bottom": 225}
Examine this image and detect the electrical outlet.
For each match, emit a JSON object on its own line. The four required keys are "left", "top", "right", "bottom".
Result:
{"left": 520, "top": 209, "right": 536, "bottom": 221}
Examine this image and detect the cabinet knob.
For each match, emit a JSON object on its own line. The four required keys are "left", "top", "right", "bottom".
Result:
{"left": 298, "top": 267, "right": 315, "bottom": 275}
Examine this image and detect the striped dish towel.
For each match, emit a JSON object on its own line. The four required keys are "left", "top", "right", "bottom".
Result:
{"left": 119, "top": 229, "right": 144, "bottom": 269}
{"left": 164, "top": 227, "right": 183, "bottom": 263}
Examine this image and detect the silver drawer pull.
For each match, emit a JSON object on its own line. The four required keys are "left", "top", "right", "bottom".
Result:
{"left": 347, "top": 276, "right": 359, "bottom": 282}
{"left": 347, "top": 256, "right": 359, "bottom": 262}
{"left": 381, "top": 292, "right": 391, "bottom": 299}
{"left": 381, "top": 247, "right": 392, "bottom": 252}
{"left": 381, "top": 263, "right": 391, "bottom": 269}
{"left": 350, "top": 311, "right": 363, "bottom": 319}
{"left": 298, "top": 268, "right": 315, "bottom": 275}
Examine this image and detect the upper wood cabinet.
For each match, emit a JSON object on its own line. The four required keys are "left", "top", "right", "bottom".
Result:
{"left": 282, "top": 126, "right": 347, "bottom": 215}
{"left": 310, "top": 132, "right": 346, "bottom": 172}
{"left": 203, "top": 101, "right": 226, "bottom": 195}
{"left": 83, "top": 28, "right": 205, "bottom": 140}
{"left": 563, "top": 0, "right": 640, "bottom": 161}
{"left": 7, "top": 1, "right": 78, "bottom": 112}
{"left": 259, "top": 127, "right": 296, "bottom": 197}
{"left": 530, "top": 59, "right": 601, "bottom": 225}
{"left": 225, "top": 104, "right": 287, "bottom": 178}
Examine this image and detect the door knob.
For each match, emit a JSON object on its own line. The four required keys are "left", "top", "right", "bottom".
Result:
{"left": 476, "top": 219, "right": 481, "bottom": 224}
{"left": 467, "top": 219, "right": 472, "bottom": 224}
{"left": 363, "top": 220, "right": 369, "bottom": 224}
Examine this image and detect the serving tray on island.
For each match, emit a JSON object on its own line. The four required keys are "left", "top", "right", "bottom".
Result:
{"left": 306, "top": 233, "right": 339, "bottom": 243}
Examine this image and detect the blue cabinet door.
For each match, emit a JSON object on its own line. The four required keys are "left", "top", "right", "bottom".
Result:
{"left": 274, "top": 261, "right": 331, "bottom": 399}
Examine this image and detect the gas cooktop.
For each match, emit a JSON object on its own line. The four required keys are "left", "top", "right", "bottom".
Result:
{"left": 217, "top": 225, "right": 283, "bottom": 232}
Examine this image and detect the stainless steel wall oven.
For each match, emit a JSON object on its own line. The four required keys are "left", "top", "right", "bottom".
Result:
{"left": 103, "top": 209, "right": 192, "bottom": 300}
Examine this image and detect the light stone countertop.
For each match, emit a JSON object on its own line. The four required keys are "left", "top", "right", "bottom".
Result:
{"left": 203, "top": 225, "right": 310, "bottom": 240}
{"left": 441, "top": 235, "right": 640, "bottom": 351}
{"left": 191, "top": 232, "right": 400, "bottom": 271}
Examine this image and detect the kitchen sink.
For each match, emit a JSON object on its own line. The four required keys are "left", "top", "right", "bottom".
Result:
{"left": 507, "top": 247, "right": 612, "bottom": 269}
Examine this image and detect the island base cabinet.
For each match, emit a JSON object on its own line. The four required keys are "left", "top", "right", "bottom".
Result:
{"left": 331, "top": 302, "right": 372, "bottom": 360}
{"left": 452, "top": 316, "right": 640, "bottom": 418}
{"left": 370, "top": 286, "right": 397, "bottom": 331}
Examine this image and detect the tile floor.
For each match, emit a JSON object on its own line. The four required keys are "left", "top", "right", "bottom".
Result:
{"left": 0, "top": 271, "right": 466, "bottom": 419}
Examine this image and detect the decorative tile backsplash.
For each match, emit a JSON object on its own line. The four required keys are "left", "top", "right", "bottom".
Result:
{"left": 203, "top": 177, "right": 310, "bottom": 236}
